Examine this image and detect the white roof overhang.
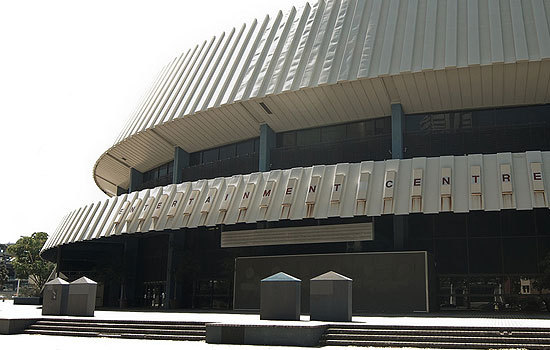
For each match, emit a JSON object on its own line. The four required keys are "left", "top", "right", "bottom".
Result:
{"left": 94, "top": 0, "right": 550, "bottom": 195}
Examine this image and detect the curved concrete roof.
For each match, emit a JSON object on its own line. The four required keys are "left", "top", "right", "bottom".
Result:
{"left": 94, "top": 0, "right": 550, "bottom": 195}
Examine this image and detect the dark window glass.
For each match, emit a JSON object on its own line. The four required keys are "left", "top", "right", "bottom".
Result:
{"left": 434, "top": 213, "right": 467, "bottom": 237}
{"left": 375, "top": 117, "right": 390, "bottom": 134}
{"left": 254, "top": 138, "right": 260, "bottom": 153}
{"left": 502, "top": 238, "right": 538, "bottom": 273}
{"left": 159, "top": 164, "right": 168, "bottom": 177}
{"left": 538, "top": 237, "right": 550, "bottom": 264}
{"left": 278, "top": 132, "right": 296, "bottom": 147}
{"left": 190, "top": 152, "right": 201, "bottom": 166}
{"left": 468, "top": 238, "right": 502, "bottom": 273}
{"left": 219, "top": 144, "right": 236, "bottom": 159}
{"left": 535, "top": 209, "right": 550, "bottom": 235}
{"left": 203, "top": 148, "right": 219, "bottom": 163}
{"left": 500, "top": 210, "right": 535, "bottom": 236}
{"left": 435, "top": 239, "right": 468, "bottom": 273}
{"left": 297, "top": 128, "right": 321, "bottom": 146}
{"left": 236, "top": 139, "right": 254, "bottom": 155}
{"left": 408, "top": 214, "right": 433, "bottom": 240}
{"left": 468, "top": 211, "right": 500, "bottom": 237}
{"left": 321, "top": 124, "right": 346, "bottom": 143}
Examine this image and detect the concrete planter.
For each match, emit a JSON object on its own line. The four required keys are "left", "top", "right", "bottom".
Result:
{"left": 13, "top": 297, "right": 42, "bottom": 305}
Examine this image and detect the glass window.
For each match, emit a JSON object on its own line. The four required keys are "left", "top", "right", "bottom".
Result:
{"left": 321, "top": 124, "right": 346, "bottom": 143}
{"left": 500, "top": 210, "right": 535, "bottom": 236}
{"left": 435, "top": 239, "right": 468, "bottom": 273}
{"left": 502, "top": 237, "right": 538, "bottom": 273}
{"left": 236, "top": 139, "right": 254, "bottom": 155}
{"left": 434, "top": 213, "right": 467, "bottom": 237}
{"left": 203, "top": 148, "right": 219, "bottom": 163}
{"left": 468, "top": 211, "right": 500, "bottom": 237}
{"left": 159, "top": 164, "right": 168, "bottom": 177}
{"left": 408, "top": 214, "right": 434, "bottom": 240}
{"left": 190, "top": 152, "right": 201, "bottom": 166}
{"left": 277, "top": 132, "right": 296, "bottom": 147}
{"left": 219, "top": 144, "right": 236, "bottom": 159}
{"left": 375, "top": 117, "right": 390, "bottom": 134}
{"left": 297, "top": 128, "right": 321, "bottom": 146}
{"left": 468, "top": 238, "right": 502, "bottom": 273}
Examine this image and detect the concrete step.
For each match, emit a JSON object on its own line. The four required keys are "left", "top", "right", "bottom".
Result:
{"left": 326, "top": 327, "right": 550, "bottom": 337}
{"left": 323, "top": 339, "right": 550, "bottom": 349}
{"left": 323, "top": 333, "right": 550, "bottom": 345}
{"left": 24, "top": 329, "right": 204, "bottom": 341}
{"left": 34, "top": 320, "right": 205, "bottom": 330}
{"left": 38, "top": 318, "right": 205, "bottom": 326}
{"left": 28, "top": 324, "right": 205, "bottom": 335}
{"left": 24, "top": 318, "right": 206, "bottom": 341}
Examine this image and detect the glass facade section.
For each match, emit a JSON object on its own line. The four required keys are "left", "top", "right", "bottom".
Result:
{"left": 140, "top": 161, "right": 174, "bottom": 191}
{"left": 404, "top": 105, "right": 550, "bottom": 158}
{"left": 183, "top": 138, "right": 259, "bottom": 182}
{"left": 272, "top": 117, "right": 391, "bottom": 169}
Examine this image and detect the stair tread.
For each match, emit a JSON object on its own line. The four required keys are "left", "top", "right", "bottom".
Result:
{"left": 324, "top": 334, "right": 550, "bottom": 343}
{"left": 36, "top": 320, "right": 204, "bottom": 328}
{"left": 29, "top": 325, "right": 204, "bottom": 334}
{"left": 323, "top": 339, "right": 550, "bottom": 349}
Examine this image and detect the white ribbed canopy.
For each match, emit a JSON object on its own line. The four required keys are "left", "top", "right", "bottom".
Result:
{"left": 94, "top": 0, "right": 550, "bottom": 196}
{"left": 45, "top": 151, "right": 550, "bottom": 254}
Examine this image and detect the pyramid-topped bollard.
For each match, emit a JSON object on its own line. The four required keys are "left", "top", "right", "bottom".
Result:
{"left": 310, "top": 271, "right": 352, "bottom": 322}
{"left": 67, "top": 276, "right": 97, "bottom": 317}
{"left": 260, "top": 272, "right": 301, "bottom": 320}
{"left": 42, "top": 277, "right": 69, "bottom": 315}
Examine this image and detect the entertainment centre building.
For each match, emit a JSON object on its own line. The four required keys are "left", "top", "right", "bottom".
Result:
{"left": 42, "top": 0, "right": 550, "bottom": 312}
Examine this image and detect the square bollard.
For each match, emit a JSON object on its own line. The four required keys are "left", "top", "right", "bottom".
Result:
{"left": 260, "top": 272, "right": 301, "bottom": 320}
{"left": 310, "top": 271, "right": 352, "bottom": 322}
{"left": 42, "top": 277, "right": 69, "bottom": 315}
{"left": 67, "top": 276, "right": 97, "bottom": 317}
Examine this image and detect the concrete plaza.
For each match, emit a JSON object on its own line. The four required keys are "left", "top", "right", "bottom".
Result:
{"left": 2, "top": 300, "right": 550, "bottom": 349}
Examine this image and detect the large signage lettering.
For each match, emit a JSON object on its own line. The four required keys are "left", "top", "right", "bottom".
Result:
{"left": 114, "top": 201, "right": 130, "bottom": 224}
{"left": 167, "top": 192, "right": 184, "bottom": 218}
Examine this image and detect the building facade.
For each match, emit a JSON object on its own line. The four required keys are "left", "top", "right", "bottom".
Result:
{"left": 42, "top": 0, "right": 550, "bottom": 312}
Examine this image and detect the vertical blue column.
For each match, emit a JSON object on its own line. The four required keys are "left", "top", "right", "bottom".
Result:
{"left": 391, "top": 103, "right": 406, "bottom": 250}
{"left": 173, "top": 146, "right": 189, "bottom": 184}
{"left": 129, "top": 168, "right": 143, "bottom": 193}
{"left": 259, "top": 124, "right": 276, "bottom": 172}
{"left": 391, "top": 103, "right": 404, "bottom": 159}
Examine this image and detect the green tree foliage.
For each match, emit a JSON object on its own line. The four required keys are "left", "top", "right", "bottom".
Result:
{"left": 7, "top": 232, "right": 54, "bottom": 296}
{"left": 0, "top": 263, "right": 8, "bottom": 288}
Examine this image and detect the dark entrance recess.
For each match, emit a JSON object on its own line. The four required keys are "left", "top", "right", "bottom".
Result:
{"left": 234, "top": 251, "right": 434, "bottom": 314}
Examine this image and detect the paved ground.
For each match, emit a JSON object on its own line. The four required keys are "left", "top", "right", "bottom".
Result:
{"left": 1, "top": 300, "right": 548, "bottom": 349}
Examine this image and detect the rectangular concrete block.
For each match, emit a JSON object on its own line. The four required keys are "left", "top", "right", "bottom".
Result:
{"left": 42, "top": 277, "right": 69, "bottom": 316}
{"left": 310, "top": 271, "right": 352, "bottom": 322}
{"left": 67, "top": 276, "right": 97, "bottom": 317}
{"left": 260, "top": 272, "right": 301, "bottom": 321}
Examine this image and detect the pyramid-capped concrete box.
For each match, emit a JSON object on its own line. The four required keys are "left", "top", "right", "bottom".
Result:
{"left": 310, "top": 271, "right": 352, "bottom": 322}
{"left": 42, "top": 277, "right": 69, "bottom": 316}
{"left": 67, "top": 276, "right": 97, "bottom": 317}
{"left": 260, "top": 272, "right": 301, "bottom": 320}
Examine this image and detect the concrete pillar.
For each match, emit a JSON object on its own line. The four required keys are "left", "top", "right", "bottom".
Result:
{"left": 56, "top": 246, "right": 62, "bottom": 275}
{"left": 165, "top": 232, "right": 185, "bottom": 309}
{"left": 119, "top": 238, "right": 138, "bottom": 308}
{"left": 391, "top": 103, "right": 404, "bottom": 159}
{"left": 129, "top": 168, "right": 143, "bottom": 193}
{"left": 259, "top": 124, "right": 276, "bottom": 172}
{"left": 391, "top": 103, "right": 406, "bottom": 250}
{"left": 173, "top": 146, "right": 189, "bottom": 184}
